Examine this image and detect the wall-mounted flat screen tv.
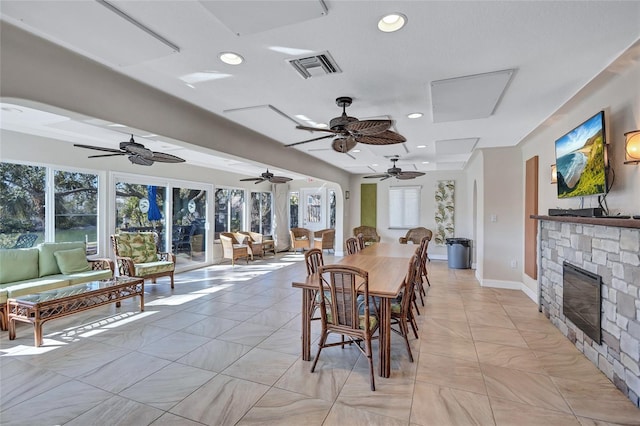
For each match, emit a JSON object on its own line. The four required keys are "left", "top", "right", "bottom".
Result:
{"left": 555, "top": 111, "right": 607, "bottom": 198}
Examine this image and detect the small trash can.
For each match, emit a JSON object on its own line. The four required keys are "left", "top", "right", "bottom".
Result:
{"left": 446, "top": 238, "right": 471, "bottom": 269}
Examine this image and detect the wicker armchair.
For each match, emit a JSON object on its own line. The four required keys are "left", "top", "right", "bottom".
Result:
{"left": 313, "top": 228, "right": 335, "bottom": 253}
{"left": 111, "top": 232, "right": 175, "bottom": 289}
{"left": 353, "top": 226, "right": 380, "bottom": 246}
{"left": 220, "top": 232, "right": 250, "bottom": 266}
{"left": 239, "top": 231, "right": 266, "bottom": 259}
{"left": 290, "top": 228, "right": 311, "bottom": 252}
{"left": 399, "top": 227, "right": 432, "bottom": 245}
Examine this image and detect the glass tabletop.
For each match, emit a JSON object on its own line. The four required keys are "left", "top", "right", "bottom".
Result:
{"left": 13, "top": 277, "right": 140, "bottom": 304}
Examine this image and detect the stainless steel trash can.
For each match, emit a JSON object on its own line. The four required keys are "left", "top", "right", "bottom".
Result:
{"left": 446, "top": 238, "right": 471, "bottom": 269}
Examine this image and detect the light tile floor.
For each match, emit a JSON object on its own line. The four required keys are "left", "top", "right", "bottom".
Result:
{"left": 1, "top": 252, "right": 639, "bottom": 425}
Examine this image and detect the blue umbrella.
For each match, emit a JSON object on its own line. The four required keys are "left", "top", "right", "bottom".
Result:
{"left": 147, "top": 185, "right": 162, "bottom": 223}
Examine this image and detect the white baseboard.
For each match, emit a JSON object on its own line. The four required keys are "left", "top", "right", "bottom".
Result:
{"left": 480, "top": 278, "right": 539, "bottom": 304}
{"left": 480, "top": 279, "right": 521, "bottom": 290}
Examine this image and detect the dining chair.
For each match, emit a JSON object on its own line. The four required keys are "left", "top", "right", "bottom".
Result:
{"left": 311, "top": 264, "right": 378, "bottom": 391}
{"left": 304, "top": 248, "right": 325, "bottom": 323}
{"left": 345, "top": 237, "right": 360, "bottom": 255}
{"left": 356, "top": 233, "right": 366, "bottom": 250}
{"left": 390, "top": 253, "right": 421, "bottom": 362}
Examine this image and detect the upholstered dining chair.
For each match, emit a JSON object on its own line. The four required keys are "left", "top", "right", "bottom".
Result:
{"left": 311, "top": 264, "right": 378, "bottom": 391}
{"left": 220, "top": 232, "right": 250, "bottom": 266}
{"left": 345, "top": 237, "right": 360, "bottom": 255}
{"left": 390, "top": 252, "right": 421, "bottom": 362}
{"left": 289, "top": 227, "right": 312, "bottom": 252}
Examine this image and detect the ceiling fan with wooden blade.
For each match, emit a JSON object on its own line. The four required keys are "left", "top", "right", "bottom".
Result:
{"left": 286, "top": 96, "right": 406, "bottom": 153}
{"left": 239, "top": 169, "right": 292, "bottom": 184}
{"left": 363, "top": 158, "right": 425, "bottom": 181}
{"left": 74, "top": 135, "right": 185, "bottom": 166}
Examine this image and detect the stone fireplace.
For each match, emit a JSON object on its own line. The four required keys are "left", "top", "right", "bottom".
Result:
{"left": 537, "top": 217, "right": 640, "bottom": 407}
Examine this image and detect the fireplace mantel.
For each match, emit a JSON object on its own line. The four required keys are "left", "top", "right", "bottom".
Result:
{"left": 532, "top": 215, "right": 640, "bottom": 229}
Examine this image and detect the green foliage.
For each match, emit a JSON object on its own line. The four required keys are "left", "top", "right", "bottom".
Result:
{"left": 558, "top": 135, "right": 606, "bottom": 198}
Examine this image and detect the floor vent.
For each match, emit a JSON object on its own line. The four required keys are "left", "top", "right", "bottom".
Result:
{"left": 288, "top": 51, "right": 341, "bottom": 79}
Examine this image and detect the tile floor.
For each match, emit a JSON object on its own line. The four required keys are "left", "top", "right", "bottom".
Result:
{"left": 1, "top": 252, "right": 639, "bottom": 425}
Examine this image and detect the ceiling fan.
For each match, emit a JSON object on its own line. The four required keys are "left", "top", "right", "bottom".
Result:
{"left": 286, "top": 96, "right": 407, "bottom": 153}
{"left": 74, "top": 135, "right": 185, "bottom": 166}
{"left": 240, "top": 169, "right": 292, "bottom": 184}
{"left": 364, "top": 157, "right": 426, "bottom": 180}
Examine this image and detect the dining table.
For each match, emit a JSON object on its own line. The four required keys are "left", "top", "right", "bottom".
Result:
{"left": 292, "top": 242, "right": 419, "bottom": 378}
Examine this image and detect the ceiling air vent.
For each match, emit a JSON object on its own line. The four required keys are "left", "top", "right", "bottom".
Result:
{"left": 288, "top": 51, "right": 341, "bottom": 79}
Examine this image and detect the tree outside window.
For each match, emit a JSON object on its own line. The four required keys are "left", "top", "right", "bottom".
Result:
{"left": 215, "top": 188, "right": 244, "bottom": 239}
{"left": 250, "top": 191, "right": 272, "bottom": 235}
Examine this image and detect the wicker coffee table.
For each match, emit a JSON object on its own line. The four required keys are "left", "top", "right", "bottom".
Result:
{"left": 8, "top": 276, "right": 144, "bottom": 347}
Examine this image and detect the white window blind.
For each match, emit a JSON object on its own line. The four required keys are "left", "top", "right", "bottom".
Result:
{"left": 389, "top": 186, "right": 421, "bottom": 228}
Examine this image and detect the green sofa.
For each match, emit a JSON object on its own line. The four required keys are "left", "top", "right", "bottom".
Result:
{"left": 0, "top": 241, "right": 114, "bottom": 330}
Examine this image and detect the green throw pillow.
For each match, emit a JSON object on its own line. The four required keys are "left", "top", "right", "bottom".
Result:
{"left": 53, "top": 248, "right": 91, "bottom": 274}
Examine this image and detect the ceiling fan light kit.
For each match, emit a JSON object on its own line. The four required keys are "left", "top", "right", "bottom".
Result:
{"left": 287, "top": 96, "right": 406, "bottom": 153}
{"left": 74, "top": 135, "right": 185, "bottom": 166}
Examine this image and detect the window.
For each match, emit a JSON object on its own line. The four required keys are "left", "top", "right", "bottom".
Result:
{"left": 215, "top": 188, "right": 244, "bottom": 238}
{"left": 289, "top": 191, "right": 299, "bottom": 228}
{"left": 173, "top": 187, "right": 207, "bottom": 263}
{"left": 115, "top": 182, "right": 167, "bottom": 249}
{"left": 389, "top": 186, "right": 421, "bottom": 228}
{"left": 54, "top": 170, "right": 98, "bottom": 253}
{"left": 0, "top": 162, "right": 45, "bottom": 247}
{"left": 250, "top": 191, "right": 272, "bottom": 235}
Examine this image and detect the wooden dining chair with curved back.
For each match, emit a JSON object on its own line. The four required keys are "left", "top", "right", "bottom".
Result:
{"left": 311, "top": 264, "right": 378, "bottom": 391}
{"left": 390, "top": 252, "right": 421, "bottom": 362}
{"left": 304, "top": 248, "right": 325, "bottom": 323}
{"left": 345, "top": 237, "right": 360, "bottom": 255}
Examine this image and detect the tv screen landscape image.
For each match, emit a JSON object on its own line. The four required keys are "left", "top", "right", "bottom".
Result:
{"left": 555, "top": 111, "right": 607, "bottom": 199}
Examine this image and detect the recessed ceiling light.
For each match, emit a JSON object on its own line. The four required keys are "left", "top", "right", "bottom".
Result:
{"left": 108, "top": 123, "right": 126, "bottom": 128}
{"left": 378, "top": 13, "right": 407, "bottom": 33}
{"left": 422, "top": 161, "right": 430, "bottom": 164}
{"left": 352, "top": 149, "right": 360, "bottom": 153}
{"left": 417, "top": 145, "right": 426, "bottom": 149}
{"left": 372, "top": 164, "right": 378, "bottom": 167}
{"left": 407, "top": 112, "right": 423, "bottom": 119}
{"left": 219, "top": 52, "right": 244, "bottom": 65}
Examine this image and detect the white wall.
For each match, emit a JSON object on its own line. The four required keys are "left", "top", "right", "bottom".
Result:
{"left": 520, "top": 42, "right": 640, "bottom": 295}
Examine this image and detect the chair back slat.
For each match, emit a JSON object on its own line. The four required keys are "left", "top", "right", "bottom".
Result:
{"left": 304, "top": 248, "right": 324, "bottom": 275}
{"left": 318, "top": 265, "right": 370, "bottom": 333}
{"left": 345, "top": 237, "right": 360, "bottom": 255}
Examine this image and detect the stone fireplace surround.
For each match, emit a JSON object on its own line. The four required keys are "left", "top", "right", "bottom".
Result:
{"left": 535, "top": 216, "right": 640, "bottom": 407}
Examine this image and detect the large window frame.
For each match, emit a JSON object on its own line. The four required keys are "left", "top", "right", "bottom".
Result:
{"left": 389, "top": 185, "right": 421, "bottom": 229}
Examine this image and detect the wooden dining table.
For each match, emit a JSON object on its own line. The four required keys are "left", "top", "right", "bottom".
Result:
{"left": 292, "top": 242, "right": 419, "bottom": 378}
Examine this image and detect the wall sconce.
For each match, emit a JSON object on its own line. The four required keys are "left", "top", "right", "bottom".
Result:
{"left": 345, "top": 191, "right": 350, "bottom": 199}
{"left": 550, "top": 164, "right": 557, "bottom": 184}
{"left": 624, "top": 130, "right": 640, "bottom": 164}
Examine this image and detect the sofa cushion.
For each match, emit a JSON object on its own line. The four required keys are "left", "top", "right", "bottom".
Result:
{"left": 54, "top": 247, "right": 91, "bottom": 274}
{"left": 0, "top": 248, "right": 40, "bottom": 284}
{"left": 133, "top": 261, "right": 174, "bottom": 277}
{"left": 66, "top": 269, "right": 113, "bottom": 285}
{"left": 115, "top": 233, "right": 159, "bottom": 264}
{"left": 1, "top": 276, "right": 70, "bottom": 303}
{"left": 38, "top": 242, "right": 86, "bottom": 277}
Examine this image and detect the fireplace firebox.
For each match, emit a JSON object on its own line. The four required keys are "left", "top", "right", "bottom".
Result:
{"left": 562, "top": 262, "right": 601, "bottom": 344}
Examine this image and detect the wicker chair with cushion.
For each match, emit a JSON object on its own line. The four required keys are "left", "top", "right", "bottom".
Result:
{"left": 390, "top": 253, "right": 421, "bottom": 362}
{"left": 220, "top": 232, "right": 251, "bottom": 266}
{"left": 311, "top": 264, "right": 379, "bottom": 391}
{"left": 239, "top": 231, "right": 266, "bottom": 259}
{"left": 353, "top": 226, "right": 380, "bottom": 246}
{"left": 290, "top": 228, "right": 311, "bottom": 252}
{"left": 111, "top": 232, "right": 176, "bottom": 289}
{"left": 313, "top": 229, "right": 335, "bottom": 253}
{"left": 399, "top": 227, "right": 432, "bottom": 245}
